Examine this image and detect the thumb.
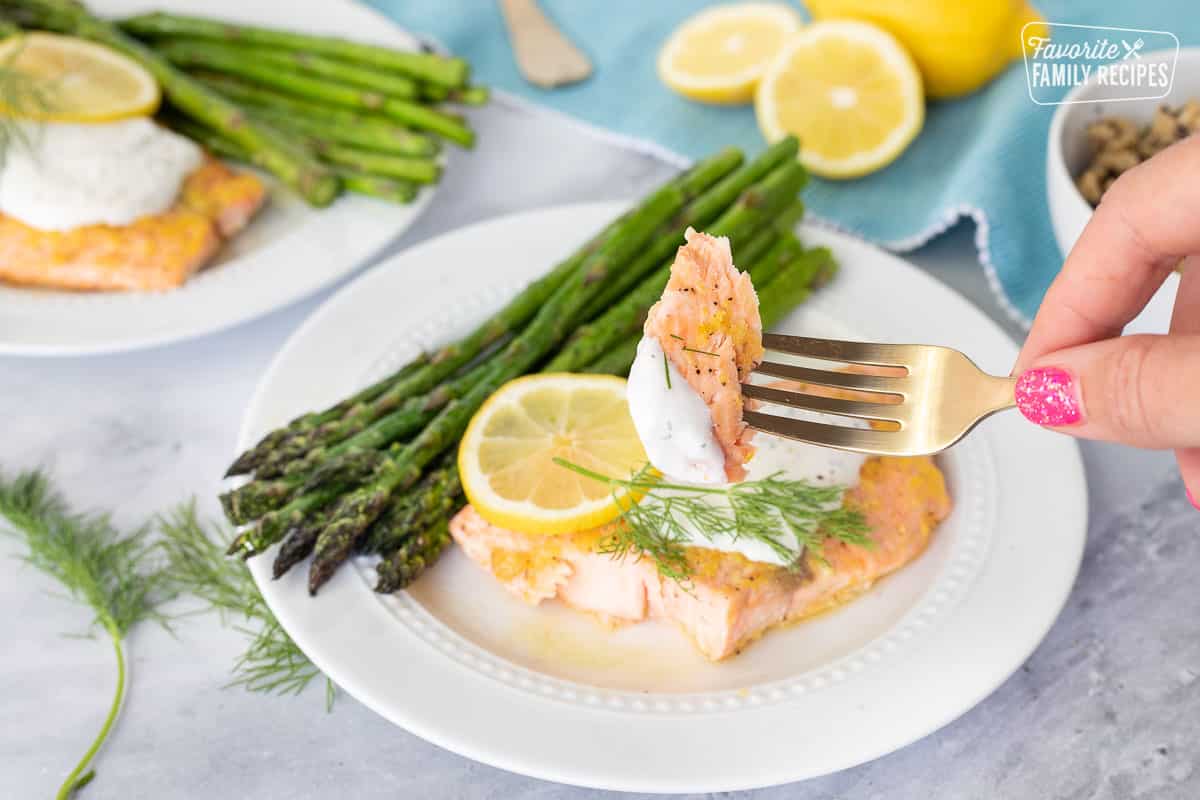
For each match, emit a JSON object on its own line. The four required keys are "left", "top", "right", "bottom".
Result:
{"left": 1013, "top": 333, "right": 1200, "bottom": 450}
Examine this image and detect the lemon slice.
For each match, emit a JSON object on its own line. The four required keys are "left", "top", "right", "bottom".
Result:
{"left": 458, "top": 374, "right": 648, "bottom": 536}
{"left": 0, "top": 32, "right": 160, "bottom": 122}
{"left": 658, "top": 3, "right": 803, "bottom": 104}
{"left": 755, "top": 20, "right": 924, "bottom": 179}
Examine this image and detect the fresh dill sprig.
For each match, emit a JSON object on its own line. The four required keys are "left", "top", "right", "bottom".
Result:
{"left": 0, "top": 33, "right": 55, "bottom": 169}
{"left": 155, "top": 503, "right": 336, "bottom": 710}
{"left": 668, "top": 334, "right": 719, "bottom": 358}
{"left": 662, "top": 351, "right": 671, "bottom": 389}
{"left": 553, "top": 458, "right": 872, "bottom": 583}
{"left": 0, "top": 470, "right": 172, "bottom": 800}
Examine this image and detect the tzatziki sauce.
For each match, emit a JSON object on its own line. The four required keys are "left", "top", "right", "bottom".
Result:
{"left": 0, "top": 118, "right": 204, "bottom": 231}
{"left": 627, "top": 333, "right": 869, "bottom": 565}
{"left": 627, "top": 335, "right": 727, "bottom": 485}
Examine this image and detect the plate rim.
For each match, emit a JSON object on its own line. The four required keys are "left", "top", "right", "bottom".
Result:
{"left": 236, "top": 201, "right": 1088, "bottom": 793}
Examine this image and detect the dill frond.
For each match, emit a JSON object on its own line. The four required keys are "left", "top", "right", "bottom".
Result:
{"left": 0, "top": 470, "right": 172, "bottom": 800}
{"left": 555, "top": 458, "right": 872, "bottom": 583}
{"left": 0, "top": 32, "right": 58, "bottom": 169}
{"left": 156, "top": 503, "right": 335, "bottom": 710}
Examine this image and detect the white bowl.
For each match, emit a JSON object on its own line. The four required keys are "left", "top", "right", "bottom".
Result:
{"left": 1046, "top": 47, "right": 1192, "bottom": 334}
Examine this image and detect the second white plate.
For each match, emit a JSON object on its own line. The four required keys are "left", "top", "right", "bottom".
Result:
{"left": 238, "top": 203, "right": 1087, "bottom": 793}
{"left": 0, "top": 0, "right": 437, "bottom": 356}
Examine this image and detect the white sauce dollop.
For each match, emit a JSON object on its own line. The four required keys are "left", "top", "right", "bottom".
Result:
{"left": 0, "top": 119, "right": 204, "bottom": 231}
{"left": 627, "top": 333, "right": 869, "bottom": 566}
{"left": 627, "top": 335, "right": 727, "bottom": 485}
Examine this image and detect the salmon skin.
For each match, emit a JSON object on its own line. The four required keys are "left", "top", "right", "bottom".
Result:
{"left": 0, "top": 158, "right": 266, "bottom": 292}
{"left": 643, "top": 228, "right": 764, "bottom": 482}
{"left": 450, "top": 454, "right": 952, "bottom": 661}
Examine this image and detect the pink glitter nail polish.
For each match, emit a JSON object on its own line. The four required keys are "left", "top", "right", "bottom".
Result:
{"left": 1015, "top": 367, "right": 1082, "bottom": 426}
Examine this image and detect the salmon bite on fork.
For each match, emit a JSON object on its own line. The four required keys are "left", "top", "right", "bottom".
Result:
{"left": 743, "top": 334, "right": 1020, "bottom": 457}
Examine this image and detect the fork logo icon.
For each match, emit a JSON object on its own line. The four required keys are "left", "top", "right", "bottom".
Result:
{"left": 1121, "top": 38, "right": 1145, "bottom": 59}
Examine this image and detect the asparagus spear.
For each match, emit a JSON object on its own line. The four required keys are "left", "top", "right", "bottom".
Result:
{"left": 156, "top": 38, "right": 421, "bottom": 99}
{"left": 271, "top": 504, "right": 335, "bottom": 579}
{"left": 758, "top": 247, "right": 837, "bottom": 329}
{"left": 359, "top": 461, "right": 461, "bottom": 555}
{"left": 121, "top": 11, "right": 470, "bottom": 88}
{"left": 157, "top": 40, "right": 475, "bottom": 146}
{"left": 543, "top": 158, "right": 808, "bottom": 372}
{"left": 305, "top": 140, "right": 440, "bottom": 184}
{"left": 256, "top": 356, "right": 492, "bottom": 482}
{"left": 576, "top": 136, "right": 800, "bottom": 322}
{"left": 227, "top": 353, "right": 428, "bottom": 477}
{"left": 374, "top": 517, "right": 453, "bottom": 594}
{"left": 746, "top": 235, "right": 802, "bottom": 290}
{"left": 194, "top": 73, "right": 441, "bottom": 157}
{"left": 579, "top": 333, "right": 641, "bottom": 377}
{"left": 239, "top": 106, "right": 438, "bottom": 160}
{"left": 336, "top": 172, "right": 418, "bottom": 204}
{"left": 420, "top": 84, "right": 490, "bottom": 106}
{"left": 232, "top": 149, "right": 743, "bottom": 478}
{"left": 227, "top": 482, "right": 341, "bottom": 557}
{"left": 163, "top": 115, "right": 420, "bottom": 204}
{"left": 14, "top": 0, "right": 339, "bottom": 206}
{"left": 306, "top": 456, "right": 457, "bottom": 592}
{"left": 222, "top": 367, "right": 485, "bottom": 523}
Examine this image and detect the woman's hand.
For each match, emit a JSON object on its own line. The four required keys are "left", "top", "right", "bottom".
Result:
{"left": 1014, "top": 135, "right": 1200, "bottom": 508}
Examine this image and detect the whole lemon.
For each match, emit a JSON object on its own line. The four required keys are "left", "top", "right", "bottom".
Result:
{"left": 805, "top": 0, "right": 1045, "bottom": 99}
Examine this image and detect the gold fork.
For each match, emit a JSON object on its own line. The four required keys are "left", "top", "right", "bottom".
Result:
{"left": 741, "top": 333, "right": 1018, "bottom": 456}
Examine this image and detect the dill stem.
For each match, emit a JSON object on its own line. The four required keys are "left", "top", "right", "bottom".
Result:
{"left": 552, "top": 457, "right": 730, "bottom": 496}
{"left": 57, "top": 619, "right": 125, "bottom": 800}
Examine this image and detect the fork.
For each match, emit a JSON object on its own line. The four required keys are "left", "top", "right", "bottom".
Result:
{"left": 741, "top": 334, "right": 1017, "bottom": 456}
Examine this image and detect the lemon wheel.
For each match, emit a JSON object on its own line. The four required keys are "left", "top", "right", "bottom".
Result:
{"left": 458, "top": 374, "right": 648, "bottom": 536}
{"left": 658, "top": 3, "right": 803, "bottom": 105}
{"left": 755, "top": 20, "right": 924, "bottom": 179}
{"left": 0, "top": 32, "right": 160, "bottom": 122}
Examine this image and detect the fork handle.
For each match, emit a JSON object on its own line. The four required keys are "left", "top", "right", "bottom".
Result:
{"left": 976, "top": 374, "right": 1018, "bottom": 418}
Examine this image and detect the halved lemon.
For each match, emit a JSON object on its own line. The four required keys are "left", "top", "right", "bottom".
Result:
{"left": 658, "top": 3, "right": 803, "bottom": 105}
{"left": 0, "top": 32, "right": 160, "bottom": 122}
{"left": 755, "top": 20, "right": 924, "bottom": 179}
{"left": 458, "top": 374, "right": 648, "bottom": 536}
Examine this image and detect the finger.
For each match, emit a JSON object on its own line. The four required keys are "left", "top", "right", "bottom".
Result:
{"left": 1013, "top": 333, "right": 1200, "bottom": 449}
{"left": 1016, "top": 136, "right": 1200, "bottom": 372}
{"left": 1171, "top": 260, "right": 1200, "bottom": 509}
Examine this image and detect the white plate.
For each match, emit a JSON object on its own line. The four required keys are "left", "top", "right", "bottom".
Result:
{"left": 0, "top": 0, "right": 435, "bottom": 356}
{"left": 239, "top": 204, "right": 1088, "bottom": 793}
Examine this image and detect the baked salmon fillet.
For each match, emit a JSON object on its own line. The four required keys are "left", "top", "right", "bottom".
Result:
{"left": 450, "top": 454, "right": 952, "bottom": 660}
{"left": 0, "top": 158, "right": 266, "bottom": 292}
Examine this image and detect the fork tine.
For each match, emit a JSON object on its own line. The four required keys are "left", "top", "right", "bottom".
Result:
{"left": 743, "top": 410, "right": 904, "bottom": 455}
{"left": 741, "top": 383, "right": 909, "bottom": 424}
{"left": 762, "top": 333, "right": 917, "bottom": 369}
{"left": 752, "top": 361, "right": 911, "bottom": 395}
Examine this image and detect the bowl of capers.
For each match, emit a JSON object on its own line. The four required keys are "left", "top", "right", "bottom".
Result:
{"left": 1046, "top": 47, "right": 1194, "bottom": 334}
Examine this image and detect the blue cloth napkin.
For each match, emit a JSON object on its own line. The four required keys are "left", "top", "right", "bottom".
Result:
{"left": 365, "top": 0, "right": 1195, "bottom": 324}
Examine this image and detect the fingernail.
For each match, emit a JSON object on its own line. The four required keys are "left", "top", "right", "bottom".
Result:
{"left": 1015, "top": 367, "right": 1082, "bottom": 426}
{"left": 1188, "top": 486, "right": 1199, "bottom": 510}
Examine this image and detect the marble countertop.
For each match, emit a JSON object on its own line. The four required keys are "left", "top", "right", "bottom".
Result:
{"left": 3, "top": 95, "right": 1197, "bottom": 800}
